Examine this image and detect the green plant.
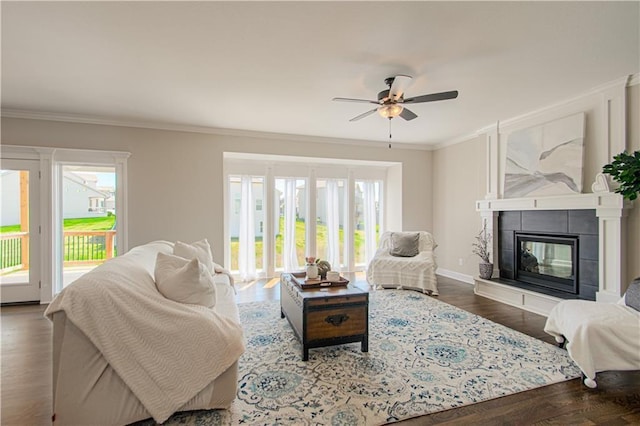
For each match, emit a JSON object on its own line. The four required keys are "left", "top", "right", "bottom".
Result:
{"left": 472, "top": 223, "right": 492, "bottom": 264}
{"left": 602, "top": 150, "right": 640, "bottom": 201}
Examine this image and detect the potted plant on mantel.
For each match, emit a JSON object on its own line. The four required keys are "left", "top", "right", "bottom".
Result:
{"left": 602, "top": 150, "right": 640, "bottom": 201}
{"left": 472, "top": 223, "right": 493, "bottom": 280}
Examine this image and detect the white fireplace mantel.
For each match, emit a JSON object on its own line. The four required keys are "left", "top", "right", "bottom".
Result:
{"left": 476, "top": 191, "right": 628, "bottom": 214}
{"left": 475, "top": 192, "right": 632, "bottom": 309}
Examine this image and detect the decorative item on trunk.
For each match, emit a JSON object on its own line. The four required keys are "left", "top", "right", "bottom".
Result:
{"left": 305, "top": 257, "right": 319, "bottom": 280}
{"left": 316, "top": 260, "right": 332, "bottom": 279}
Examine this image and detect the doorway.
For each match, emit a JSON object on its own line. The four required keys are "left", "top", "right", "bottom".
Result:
{"left": 0, "top": 159, "right": 41, "bottom": 304}
{"left": 59, "top": 165, "right": 117, "bottom": 289}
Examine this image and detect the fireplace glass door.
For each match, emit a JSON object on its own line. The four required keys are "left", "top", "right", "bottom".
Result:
{"left": 515, "top": 233, "right": 578, "bottom": 294}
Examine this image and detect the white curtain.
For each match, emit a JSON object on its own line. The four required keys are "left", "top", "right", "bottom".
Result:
{"left": 326, "top": 179, "right": 341, "bottom": 271}
{"left": 238, "top": 175, "right": 256, "bottom": 282}
{"left": 283, "top": 179, "right": 299, "bottom": 271}
{"left": 363, "top": 181, "right": 378, "bottom": 264}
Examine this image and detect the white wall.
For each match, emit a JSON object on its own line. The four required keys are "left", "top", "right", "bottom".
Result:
{"left": 0, "top": 118, "right": 433, "bottom": 263}
{"left": 432, "top": 135, "right": 487, "bottom": 280}
{"left": 385, "top": 164, "right": 403, "bottom": 232}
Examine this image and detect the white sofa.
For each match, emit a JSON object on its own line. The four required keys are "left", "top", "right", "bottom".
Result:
{"left": 46, "top": 240, "right": 244, "bottom": 425}
{"left": 366, "top": 231, "right": 439, "bottom": 295}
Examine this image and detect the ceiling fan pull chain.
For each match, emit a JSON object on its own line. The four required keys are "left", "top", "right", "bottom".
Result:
{"left": 389, "top": 118, "right": 392, "bottom": 148}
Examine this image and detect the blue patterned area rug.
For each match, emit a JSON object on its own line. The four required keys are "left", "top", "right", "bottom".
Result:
{"left": 159, "top": 290, "right": 580, "bottom": 425}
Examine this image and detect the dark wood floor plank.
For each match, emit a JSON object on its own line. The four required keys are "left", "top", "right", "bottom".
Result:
{"left": 1, "top": 274, "right": 638, "bottom": 425}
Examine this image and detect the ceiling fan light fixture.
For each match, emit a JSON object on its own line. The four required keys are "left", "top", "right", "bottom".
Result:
{"left": 378, "top": 103, "right": 403, "bottom": 118}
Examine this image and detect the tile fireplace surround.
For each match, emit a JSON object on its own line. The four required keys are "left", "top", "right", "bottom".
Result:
{"left": 475, "top": 192, "right": 630, "bottom": 316}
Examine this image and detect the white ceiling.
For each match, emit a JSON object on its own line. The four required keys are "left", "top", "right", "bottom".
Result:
{"left": 2, "top": 1, "right": 638, "bottom": 147}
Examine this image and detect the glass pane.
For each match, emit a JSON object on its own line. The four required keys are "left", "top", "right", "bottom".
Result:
{"left": 228, "top": 176, "right": 265, "bottom": 273}
{"left": 316, "top": 179, "right": 346, "bottom": 269}
{"left": 520, "top": 241, "right": 573, "bottom": 279}
{"left": 354, "top": 180, "right": 382, "bottom": 268}
{"left": 253, "top": 178, "right": 265, "bottom": 271}
{"left": 0, "top": 169, "right": 30, "bottom": 284}
{"left": 62, "top": 165, "right": 117, "bottom": 288}
{"left": 229, "top": 176, "right": 241, "bottom": 271}
{"left": 354, "top": 181, "right": 364, "bottom": 265}
{"left": 275, "top": 178, "right": 306, "bottom": 270}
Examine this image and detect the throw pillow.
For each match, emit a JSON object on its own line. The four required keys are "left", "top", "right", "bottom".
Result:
{"left": 389, "top": 232, "right": 420, "bottom": 257}
{"left": 154, "top": 252, "right": 217, "bottom": 308}
{"left": 173, "top": 239, "right": 214, "bottom": 273}
{"left": 624, "top": 277, "right": 640, "bottom": 312}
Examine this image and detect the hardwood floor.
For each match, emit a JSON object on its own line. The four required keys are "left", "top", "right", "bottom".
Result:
{"left": 2, "top": 275, "right": 638, "bottom": 425}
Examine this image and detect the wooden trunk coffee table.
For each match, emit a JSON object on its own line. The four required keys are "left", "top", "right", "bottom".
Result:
{"left": 280, "top": 273, "right": 369, "bottom": 361}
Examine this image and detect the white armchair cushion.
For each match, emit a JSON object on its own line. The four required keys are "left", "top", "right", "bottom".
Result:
{"left": 173, "top": 239, "right": 215, "bottom": 273}
{"left": 154, "top": 252, "right": 217, "bottom": 308}
{"left": 624, "top": 278, "right": 640, "bottom": 312}
{"left": 389, "top": 232, "right": 420, "bottom": 257}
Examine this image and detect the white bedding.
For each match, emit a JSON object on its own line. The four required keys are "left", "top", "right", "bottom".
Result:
{"left": 544, "top": 299, "right": 640, "bottom": 382}
{"left": 45, "top": 241, "right": 245, "bottom": 424}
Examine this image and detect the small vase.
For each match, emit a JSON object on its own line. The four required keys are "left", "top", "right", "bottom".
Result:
{"left": 306, "top": 263, "right": 319, "bottom": 280}
{"left": 479, "top": 263, "right": 493, "bottom": 280}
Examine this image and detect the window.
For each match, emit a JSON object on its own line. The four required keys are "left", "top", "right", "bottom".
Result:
{"left": 354, "top": 180, "right": 382, "bottom": 267}
{"left": 275, "top": 178, "right": 307, "bottom": 271}
{"left": 228, "top": 175, "right": 265, "bottom": 278}
{"left": 316, "top": 178, "right": 346, "bottom": 270}
{"left": 224, "top": 153, "right": 396, "bottom": 279}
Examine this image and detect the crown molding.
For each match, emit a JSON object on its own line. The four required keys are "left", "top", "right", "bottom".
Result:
{"left": 0, "top": 108, "right": 433, "bottom": 151}
{"left": 628, "top": 72, "right": 640, "bottom": 86}
{"left": 429, "top": 131, "right": 483, "bottom": 151}
{"left": 497, "top": 75, "right": 631, "bottom": 132}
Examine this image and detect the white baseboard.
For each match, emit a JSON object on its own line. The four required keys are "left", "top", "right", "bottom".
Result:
{"left": 436, "top": 268, "right": 474, "bottom": 285}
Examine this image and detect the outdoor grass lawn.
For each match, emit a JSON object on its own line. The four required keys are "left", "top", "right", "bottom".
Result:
{"left": 229, "top": 218, "right": 373, "bottom": 271}
{"left": 61, "top": 216, "right": 116, "bottom": 231}
{"left": 1, "top": 216, "right": 116, "bottom": 268}
{"left": 0, "top": 216, "right": 116, "bottom": 233}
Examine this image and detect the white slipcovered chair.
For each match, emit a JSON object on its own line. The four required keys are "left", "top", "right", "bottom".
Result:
{"left": 366, "top": 231, "right": 438, "bottom": 295}
{"left": 544, "top": 278, "right": 640, "bottom": 388}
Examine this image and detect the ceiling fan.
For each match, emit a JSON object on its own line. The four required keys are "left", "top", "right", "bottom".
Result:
{"left": 332, "top": 75, "right": 458, "bottom": 122}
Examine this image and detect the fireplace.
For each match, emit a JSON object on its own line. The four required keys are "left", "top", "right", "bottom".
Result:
{"left": 496, "top": 209, "right": 599, "bottom": 301}
{"left": 476, "top": 191, "right": 628, "bottom": 313}
{"left": 515, "top": 233, "right": 578, "bottom": 295}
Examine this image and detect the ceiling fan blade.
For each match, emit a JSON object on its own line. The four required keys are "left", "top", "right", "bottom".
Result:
{"left": 349, "top": 108, "right": 378, "bottom": 122}
{"left": 399, "top": 108, "right": 418, "bottom": 121}
{"left": 333, "top": 97, "right": 379, "bottom": 104}
{"left": 403, "top": 90, "right": 459, "bottom": 104}
{"left": 389, "top": 75, "right": 412, "bottom": 101}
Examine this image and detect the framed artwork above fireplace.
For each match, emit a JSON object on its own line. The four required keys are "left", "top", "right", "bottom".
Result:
{"left": 503, "top": 112, "right": 585, "bottom": 198}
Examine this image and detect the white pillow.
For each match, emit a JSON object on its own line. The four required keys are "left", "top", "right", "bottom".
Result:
{"left": 173, "top": 239, "right": 214, "bottom": 273}
{"left": 154, "top": 252, "right": 216, "bottom": 308}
